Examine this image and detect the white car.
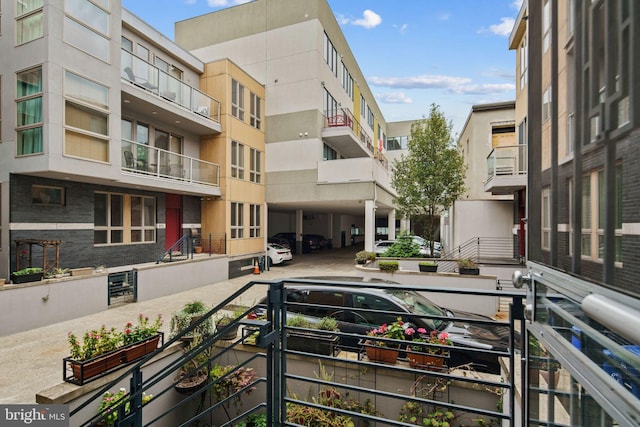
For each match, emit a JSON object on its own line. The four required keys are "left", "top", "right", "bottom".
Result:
{"left": 267, "top": 243, "right": 293, "bottom": 265}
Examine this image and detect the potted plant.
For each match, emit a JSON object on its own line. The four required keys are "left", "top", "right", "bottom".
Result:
{"left": 418, "top": 261, "right": 438, "bottom": 273}
{"left": 398, "top": 401, "right": 455, "bottom": 426}
{"left": 215, "top": 305, "right": 247, "bottom": 340}
{"left": 210, "top": 363, "right": 257, "bottom": 421}
{"left": 10, "top": 267, "right": 44, "bottom": 284}
{"left": 363, "top": 317, "right": 408, "bottom": 364}
{"left": 170, "top": 300, "right": 214, "bottom": 340}
{"left": 404, "top": 328, "right": 452, "bottom": 370}
{"left": 121, "top": 314, "right": 164, "bottom": 362}
{"left": 458, "top": 258, "right": 479, "bottom": 275}
{"left": 378, "top": 260, "right": 399, "bottom": 272}
{"left": 286, "top": 315, "right": 340, "bottom": 355}
{"left": 97, "top": 387, "right": 153, "bottom": 426}
{"left": 174, "top": 332, "right": 211, "bottom": 395}
{"left": 354, "top": 250, "right": 374, "bottom": 264}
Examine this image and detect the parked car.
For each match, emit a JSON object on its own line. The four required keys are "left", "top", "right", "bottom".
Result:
{"left": 303, "top": 234, "right": 328, "bottom": 250}
{"left": 266, "top": 243, "right": 293, "bottom": 265}
{"left": 252, "top": 278, "right": 515, "bottom": 374}
{"left": 411, "top": 235, "right": 441, "bottom": 258}
{"left": 268, "top": 236, "right": 290, "bottom": 249}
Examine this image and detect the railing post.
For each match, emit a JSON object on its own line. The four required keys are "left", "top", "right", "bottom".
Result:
{"left": 128, "top": 367, "right": 143, "bottom": 427}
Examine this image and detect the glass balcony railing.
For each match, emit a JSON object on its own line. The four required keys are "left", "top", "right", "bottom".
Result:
{"left": 121, "top": 49, "right": 221, "bottom": 123}
{"left": 122, "top": 139, "right": 219, "bottom": 187}
{"left": 486, "top": 144, "right": 528, "bottom": 179}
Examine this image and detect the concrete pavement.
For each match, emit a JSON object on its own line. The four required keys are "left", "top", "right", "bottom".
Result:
{"left": 0, "top": 246, "right": 360, "bottom": 404}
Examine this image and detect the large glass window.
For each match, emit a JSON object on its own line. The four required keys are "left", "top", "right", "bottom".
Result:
{"left": 231, "top": 141, "right": 245, "bottom": 179}
{"left": 324, "top": 89, "right": 337, "bottom": 117}
{"left": 64, "top": 71, "right": 109, "bottom": 162}
{"left": 341, "top": 62, "right": 353, "bottom": 100}
{"left": 94, "top": 192, "right": 156, "bottom": 245}
{"left": 542, "top": 187, "right": 550, "bottom": 250}
{"left": 543, "top": 0, "right": 551, "bottom": 52}
{"left": 231, "top": 79, "right": 245, "bottom": 121}
{"left": 250, "top": 204, "right": 261, "bottom": 238}
{"left": 16, "top": 0, "right": 43, "bottom": 44}
{"left": 16, "top": 67, "right": 43, "bottom": 155}
{"left": 250, "top": 92, "right": 261, "bottom": 130}
{"left": 249, "top": 148, "right": 261, "bottom": 183}
{"left": 519, "top": 35, "right": 528, "bottom": 90}
{"left": 323, "top": 32, "right": 338, "bottom": 76}
{"left": 323, "top": 143, "right": 337, "bottom": 160}
{"left": 64, "top": 0, "right": 110, "bottom": 62}
{"left": 542, "top": 86, "right": 552, "bottom": 122}
{"left": 231, "top": 202, "right": 244, "bottom": 239}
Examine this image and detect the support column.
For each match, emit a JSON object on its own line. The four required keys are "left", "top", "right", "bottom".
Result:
{"left": 364, "top": 200, "right": 376, "bottom": 252}
{"left": 388, "top": 209, "right": 396, "bottom": 240}
{"left": 295, "top": 209, "right": 303, "bottom": 255}
{"left": 327, "top": 213, "right": 334, "bottom": 249}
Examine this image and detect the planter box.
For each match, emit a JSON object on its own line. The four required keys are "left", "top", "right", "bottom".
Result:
{"left": 419, "top": 264, "right": 438, "bottom": 273}
{"left": 10, "top": 272, "right": 44, "bottom": 284}
{"left": 287, "top": 331, "right": 339, "bottom": 356}
{"left": 64, "top": 333, "right": 163, "bottom": 385}
{"left": 361, "top": 340, "right": 399, "bottom": 365}
{"left": 459, "top": 268, "right": 480, "bottom": 275}
{"left": 406, "top": 347, "right": 449, "bottom": 371}
{"left": 70, "top": 267, "right": 93, "bottom": 276}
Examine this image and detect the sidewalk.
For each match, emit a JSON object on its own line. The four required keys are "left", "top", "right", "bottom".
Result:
{"left": 0, "top": 247, "right": 360, "bottom": 404}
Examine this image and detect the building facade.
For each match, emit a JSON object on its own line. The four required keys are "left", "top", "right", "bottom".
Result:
{"left": 0, "top": 2, "right": 265, "bottom": 280}
{"left": 175, "top": 0, "right": 398, "bottom": 253}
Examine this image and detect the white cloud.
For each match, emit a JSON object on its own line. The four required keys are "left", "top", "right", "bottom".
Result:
{"left": 368, "top": 74, "right": 472, "bottom": 90}
{"left": 205, "top": 0, "right": 250, "bottom": 7}
{"left": 184, "top": 0, "right": 197, "bottom": 4}
{"left": 377, "top": 92, "right": 413, "bottom": 104}
{"left": 511, "top": 0, "right": 524, "bottom": 10}
{"left": 392, "top": 23, "right": 408, "bottom": 34}
{"left": 207, "top": 0, "right": 228, "bottom": 6}
{"left": 438, "top": 12, "right": 451, "bottom": 21}
{"left": 448, "top": 83, "right": 515, "bottom": 95}
{"left": 351, "top": 10, "right": 382, "bottom": 29}
{"left": 489, "top": 17, "right": 515, "bottom": 37}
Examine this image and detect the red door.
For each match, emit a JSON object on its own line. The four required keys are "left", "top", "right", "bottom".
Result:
{"left": 165, "top": 194, "right": 182, "bottom": 250}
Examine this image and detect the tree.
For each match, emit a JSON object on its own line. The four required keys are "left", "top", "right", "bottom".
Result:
{"left": 391, "top": 104, "right": 466, "bottom": 257}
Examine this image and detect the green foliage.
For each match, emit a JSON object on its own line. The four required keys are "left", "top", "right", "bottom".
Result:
{"left": 383, "top": 234, "right": 422, "bottom": 258}
{"left": 170, "top": 300, "right": 213, "bottom": 338}
{"left": 287, "top": 315, "right": 313, "bottom": 328}
{"left": 317, "top": 317, "right": 339, "bottom": 331}
{"left": 12, "top": 267, "right": 43, "bottom": 276}
{"left": 419, "top": 261, "right": 437, "bottom": 266}
{"left": 355, "top": 250, "right": 375, "bottom": 263}
{"left": 378, "top": 261, "right": 399, "bottom": 271}
{"left": 98, "top": 387, "right": 152, "bottom": 427}
{"left": 391, "top": 103, "right": 466, "bottom": 249}
{"left": 233, "top": 412, "right": 267, "bottom": 427}
{"left": 210, "top": 363, "right": 257, "bottom": 418}
{"left": 183, "top": 300, "right": 208, "bottom": 314}
{"left": 458, "top": 258, "right": 478, "bottom": 269}
{"left": 122, "top": 313, "right": 163, "bottom": 345}
{"left": 398, "top": 401, "right": 455, "bottom": 427}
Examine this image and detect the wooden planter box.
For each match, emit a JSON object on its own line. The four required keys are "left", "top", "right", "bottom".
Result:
{"left": 64, "top": 333, "right": 163, "bottom": 385}
{"left": 406, "top": 347, "right": 450, "bottom": 371}
{"left": 361, "top": 340, "right": 400, "bottom": 365}
{"left": 70, "top": 267, "right": 93, "bottom": 276}
{"left": 10, "top": 272, "right": 44, "bottom": 284}
{"left": 287, "top": 331, "right": 339, "bottom": 356}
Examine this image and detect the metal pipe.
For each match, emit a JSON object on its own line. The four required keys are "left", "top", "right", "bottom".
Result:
{"left": 582, "top": 294, "right": 640, "bottom": 344}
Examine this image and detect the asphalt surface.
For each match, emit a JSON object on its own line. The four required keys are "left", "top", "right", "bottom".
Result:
{"left": 0, "top": 246, "right": 361, "bottom": 404}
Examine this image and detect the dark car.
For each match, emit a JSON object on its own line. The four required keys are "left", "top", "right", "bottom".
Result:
{"left": 302, "top": 234, "right": 328, "bottom": 250}
{"left": 254, "top": 280, "right": 515, "bottom": 374}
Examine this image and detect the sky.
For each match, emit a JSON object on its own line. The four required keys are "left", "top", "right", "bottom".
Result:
{"left": 121, "top": 0, "right": 524, "bottom": 138}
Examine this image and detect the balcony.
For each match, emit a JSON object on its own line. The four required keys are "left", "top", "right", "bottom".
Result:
{"left": 317, "top": 157, "right": 393, "bottom": 192}
{"left": 322, "top": 108, "right": 375, "bottom": 157}
{"left": 484, "top": 144, "right": 527, "bottom": 195}
{"left": 121, "top": 139, "right": 220, "bottom": 188}
{"left": 120, "top": 49, "right": 221, "bottom": 133}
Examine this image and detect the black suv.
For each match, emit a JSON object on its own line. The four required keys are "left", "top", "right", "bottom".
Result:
{"left": 255, "top": 282, "right": 516, "bottom": 374}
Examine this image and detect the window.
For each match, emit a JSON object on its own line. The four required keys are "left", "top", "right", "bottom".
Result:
{"left": 250, "top": 204, "right": 261, "bottom": 238}
{"left": 231, "top": 141, "right": 244, "bottom": 179}
{"left": 16, "top": 0, "right": 43, "bottom": 45}
{"left": 16, "top": 66, "right": 43, "bottom": 155}
{"left": 581, "top": 167, "right": 622, "bottom": 262}
{"left": 341, "top": 62, "right": 353, "bottom": 100}
{"left": 231, "top": 202, "right": 244, "bottom": 239}
{"left": 543, "top": 0, "right": 551, "bottom": 53}
{"left": 367, "top": 106, "right": 374, "bottom": 128}
{"left": 64, "top": 71, "right": 110, "bottom": 162}
{"left": 568, "top": 178, "right": 573, "bottom": 255}
{"left": 324, "top": 88, "right": 337, "bottom": 117}
{"left": 249, "top": 148, "right": 261, "bottom": 183}
{"left": 542, "top": 187, "right": 550, "bottom": 250}
{"left": 231, "top": 79, "right": 245, "bottom": 121}
{"left": 323, "top": 32, "right": 338, "bottom": 76}
{"left": 360, "top": 95, "right": 365, "bottom": 118}
{"left": 64, "top": 0, "right": 110, "bottom": 62}
{"left": 32, "top": 185, "right": 65, "bottom": 206}
{"left": 542, "top": 86, "right": 552, "bottom": 122}
{"left": 519, "top": 35, "right": 528, "bottom": 89}
{"left": 566, "top": 113, "right": 574, "bottom": 156}
{"left": 323, "top": 143, "right": 337, "bottom": 160}
{"left": 94, "top": 192, "right": 156, "bottom": 245}
{"left": 250, "top": 92, "right": 261, "bottom": 130}
{"left": 121, "top": 36, "right": 133, "bottom": 52}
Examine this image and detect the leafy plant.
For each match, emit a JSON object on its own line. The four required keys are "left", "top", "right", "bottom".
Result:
{"left": 458, "top": 258, "right": 478, "bottom": 269}
{"left": 419, "top": 261, "right": 437, "bottom": 267}
{"left": 355, "top": 250, "right": 375, "bottom": 263}
{"left": 383, "top": 233, "right": 422, "bottom": 258}
{"left": 12, "top": 267, "right": 43, "bottom": 276}
{"left": 406, "top": 328, "right": 453, "bottom": 354}
{"left": 122, "top": 313, "right": 163, "bottom": 345}
{"left": 233, "top": 412, "right": 267, "bottom": 427}
{"left": 367, "top": 317, "right": 408, "bottom": 347}
{"left": 398, "top": 401, "right": 455, "bottom": 427}
{"left": 378, "top": 260, "right": 399, "bottom": 271}
{"left": 170, "top": 300, "right": 213, "bottom": 339}
{"left": 317, "top": 317, "right": 339, "bottom": 331}
{"left": 98, "top": 387, "right": 152, "bottom": 426}
{"left": 210, "top": 363, "right": 257, "bottom": 421}
{"left": 67, "top": 325, "right": 122, "bottom": 361}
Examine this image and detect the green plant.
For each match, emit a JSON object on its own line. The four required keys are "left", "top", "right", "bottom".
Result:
{"left": 398, "top": 401, "right": 455, "bottom": 427}
{"left": 458, "top": 258, "right": 478, "bottom": 269}
{"left": 67, "top": 325, "right": 122, "bottom": 361}
{"left": 233, "top": 412, "right": 267, "bottom": 427}
{"left": 419, "top": 261, "right": 437, "bottom": 266}
{"left": 378, "top": 260, "right": 399, "bottom": 271}
{"left": 355, "top": 250, "right": 375, "bottom": 263}
{"left": 406, "top": 328, "right": 453, "bottom": 354}
{"left": 98, "top": 387, "right": 152, "bottom": 426}
{"left": 383, "top": 233, "right": 422, "bottom": 258}
{"left": 367, "top": 317, "right": 407, "bottom": 347}
{"left": 12, "top": 267, "right": 43, "bottom": 276}
{"left": 210, "top": 363, "right": 257, "bottom": 420}
{"left": 123, "top": 313, "right": 163, "bottom": 345}
{"left": 170, "top": 300, "right": 213, "bottom": 338}
{"left": 316, "top": 317, "right": 339, "bottom": 331}
{"left": 287, "top": 315, "right": 313, "bottom": 328}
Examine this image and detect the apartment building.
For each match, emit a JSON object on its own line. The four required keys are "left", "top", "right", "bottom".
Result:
{"left": 0, "top": 2, "right": 265, "bottom": 280}
{"left": 174, "top": 0, "right": 397, "bottom": 253}
{"left": 448, "top": 101, "right": 522, "bottom": 260}
{"left": 512, "top": 1, "right": 640, "bottom": 424}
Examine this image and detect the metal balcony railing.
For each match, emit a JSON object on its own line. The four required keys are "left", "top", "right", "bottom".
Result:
{"left": 324, "top": 108, "right": 375, "bottom": 154}
{"left": 486, "top": 144, "right": 528, "bottom": 180}
{"left": 122, "top": 139, "right": 220, "bottom": 187}
{"left": 70, "top": 278, "right": 524, "bottom": 427}
{"left": 121, "top": 49, "right": 221, "bottom": 123}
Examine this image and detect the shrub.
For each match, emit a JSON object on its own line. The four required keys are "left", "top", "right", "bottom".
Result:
{"left": 378, "top": 261, "right": 399, "bottom": 271}
{"left": 384, "top": 234, "right": 422, "bottom": 258}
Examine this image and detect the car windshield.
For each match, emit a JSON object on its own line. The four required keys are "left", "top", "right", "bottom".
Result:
{"left": 384, "top": 289, "right": 447, "bottom": 330}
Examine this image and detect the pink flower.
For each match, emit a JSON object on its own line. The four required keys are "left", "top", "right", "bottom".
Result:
{"left": 405, "top": 327, "right": 415, "bottom": 336}
{"left": 417, "top": 328, "right": 427, "bottom": 334}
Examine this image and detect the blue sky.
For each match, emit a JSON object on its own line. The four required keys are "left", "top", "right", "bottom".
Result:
{"left": 121, "top": 0, "right": 523, "bottom": 137}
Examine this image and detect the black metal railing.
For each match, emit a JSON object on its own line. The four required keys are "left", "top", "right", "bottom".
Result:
{"left": 70, "top": 278, "right": 525, "bottom": 427}
{"left": 155, "top": 234, "right": 191, "bottom": 264}
{"left": 437, "top": 237, "right": 521, "bottom": 272}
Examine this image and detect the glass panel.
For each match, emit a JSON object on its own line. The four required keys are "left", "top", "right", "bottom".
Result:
{"left": 121, "top": 119, "right": 133, "bottom": 140}
{"left": 65, "top": 71, "right": 109, "bottom": 109}
{"left": 94, "top": 230, "right": 107, "bottom": 244}
{"left": 17, "top": 128, "right": 43, "bottom": 155}
{"left": 598, "top": 170, "right": 605, "bottom": 229}
{"left": 581, "top": 234, "right": 591, "bottom": 256}
{"left": 17, "top": 68, "right": 42, "bottom": 97}
{"left": 582, "top": 175, "right": 591, "bottom": 228}
{"left": 131, "top": 229, "right": 141, "bottom": 243}
{"left": 111, "top": 229, "right": 123, "bottom": 244}
{"left": 63, "top": 16, "right": 109, "bottom": 62}
{"left": 65, "top": 130, "right": 108, "bottom": 161}
{"left": 65, "top": 0, "right": 109, "bottom": 35}
{"left": 144, "top": 198, "right": 155, "bottom": 226}
{"left": 131, "top": 196, "right": 142, "bottom": 227}
{"left": 65, "top": 102, "right": 108, "bottom": 135}
{"left": 145, "top": 230, "right": 155, "bottom": 241}
{"left": 17, "top": 0, "right": 43, "bottom": 15}
{"left": 17, "top": 98, "right": 42, "bottom": 126}
{"left": 94, "top": 193, "right": 107, "bottom": 226}
{"left": 17, "top": 11, "right": 43, "bottom": 44}
{"left": 110, "top": 194, "right": 123, "bottom": 227}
